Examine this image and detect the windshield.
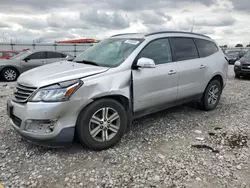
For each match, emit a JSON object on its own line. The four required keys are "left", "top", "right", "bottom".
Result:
{"left": 244, "top": 50, "right": 250, "bottom": 57}
{"left": 10, "top": 50, "right": 32, "bottom": 59}
{"left": 73, "top": 38, "right": 143, "bottom": 67}
{"left": 226, "top": 51, "right": 240, "bottom": 56}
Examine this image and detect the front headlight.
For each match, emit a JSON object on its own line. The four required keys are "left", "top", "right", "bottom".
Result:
{"left": 235, "top": 61, "right": 241, "bottom": 66}
{"left": 29, "top": 79, "right": 83, "bottom": 102}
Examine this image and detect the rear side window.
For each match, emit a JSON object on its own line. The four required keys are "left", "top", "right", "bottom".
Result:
{"left": 170, "top": 38, "right": 199, "bottom": 61}
{"left": 47, "top": 52, "right": 64, "bottom": 58}
{"left": 27, "top": 52, "right": 47, "bottom": 59}
{"left": 7, "top": 52, "right": 16, "bottom": 57}
{"left": 0, "top": 52, "right": 4, "bottom": 57}
{"left": 138, "top": 38, "right": 172, "bottom": 65}
{"left": 194, "top": 39, "right": 218, "bottom": 57}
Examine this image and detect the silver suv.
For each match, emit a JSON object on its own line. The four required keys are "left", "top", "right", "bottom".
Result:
{"left": 7, "top": 31, "right": 228, "bottom": 150}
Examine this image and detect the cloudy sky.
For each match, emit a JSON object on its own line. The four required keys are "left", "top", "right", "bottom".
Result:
{"left": 0, "top": 0, "right": 249, "bottom": 46}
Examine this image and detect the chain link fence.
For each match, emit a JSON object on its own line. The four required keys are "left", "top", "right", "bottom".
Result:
{"left": 0, "top": 43, "right": 95, "bottom": 57}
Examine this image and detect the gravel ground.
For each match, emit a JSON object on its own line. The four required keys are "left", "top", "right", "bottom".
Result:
{"left": 0, "top": 66, "right": 250, "bottom": 188}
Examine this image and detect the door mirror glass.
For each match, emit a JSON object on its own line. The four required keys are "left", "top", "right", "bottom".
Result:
{"left": 137, "top": 57, "right": 156, "bottom": 68}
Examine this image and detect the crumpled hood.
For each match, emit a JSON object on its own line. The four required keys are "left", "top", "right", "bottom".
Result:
{"left": 239, "top": 57, "right": 250, "bottom": 64}
{"left": 18, "top": 61, "right": 109, "bottom": 87}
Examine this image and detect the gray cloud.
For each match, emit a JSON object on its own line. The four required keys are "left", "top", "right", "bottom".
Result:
{"left": 231, "top": 0, "right": 250, "bottom": 11}
{"left": 8, "top": 17, "right": 47, "bottom": 29}
{"left": 0, "top": 0, "right": 216, "bottom": 13}
{"left": 137, "top": 11, "right": 172, "bottom": 25}
{"left": 190, "top": 15, "right": 236, "bottom": 27}
{"left": 80, "top": 10, "right": 130, "bottom": 29}
{"left": 0, "top": 22, "right": 9, "bottom": 28}
{"left": 47, "top": 14, "right": 89, "bottom": 29}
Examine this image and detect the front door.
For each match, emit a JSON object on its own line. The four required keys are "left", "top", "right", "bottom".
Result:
{"left": 21, "top": 51, "right": 47, "bottom": 71}
{"left": 132, "top": 38, "right": 179, "bottom": 112}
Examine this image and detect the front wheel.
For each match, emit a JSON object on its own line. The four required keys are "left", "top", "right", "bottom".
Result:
{"left": 76, "top": 98, "right": 128, "bottom": 151}
{"left": 1, "top": 68, "right": 18, "bottom": 81}
{"left": 235, "top": 74, "right": 240, "bottom": 79}
{"left": 201, "top": 80, "right": 222, "bottom": 111}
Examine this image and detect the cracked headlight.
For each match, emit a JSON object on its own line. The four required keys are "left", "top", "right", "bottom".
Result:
{"left": 29, "top": 79, "right": 83, "bottom": 102}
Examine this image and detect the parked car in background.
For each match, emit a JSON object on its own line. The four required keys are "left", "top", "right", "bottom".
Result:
{"left": 0, "top": 50, "right": 74, "bottom": 81}
{"left": 226, "top": 50, "right": 246, "bottom": 65}
{"left": 7, "top": 31, "right": 228, "bottom": 150}
{"left": 0, "top": 50, "right": 19, "bottom": 59}
{"left": 234, "top": 49, "right": 250, "bottom": 78}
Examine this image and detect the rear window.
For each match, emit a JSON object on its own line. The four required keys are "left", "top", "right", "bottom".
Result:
{"left": 194, "top": 39, "right": 219, "bottom": 57}
{"left": 170, "top": 37, "right": 199, "bottom": 61}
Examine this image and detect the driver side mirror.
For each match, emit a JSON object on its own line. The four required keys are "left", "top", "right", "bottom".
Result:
{"left": 23, "top": 57, "right": 30, "bottom": 62}
{"left": 136, "top": 57, "right": 156, "bottom": 68}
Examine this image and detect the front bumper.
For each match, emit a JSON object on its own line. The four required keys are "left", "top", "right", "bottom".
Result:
{"left": 234, "top": 66, "right": 250, "bottom": 76}
{"left": 7, "top": 98, "right": 85, "bottom": 147}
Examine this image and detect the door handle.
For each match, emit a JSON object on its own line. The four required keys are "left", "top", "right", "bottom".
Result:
{"left": 168, "top": 70, "right": 177, "bottom": 75}
{"left": 200, "top": 65, "right": 206, "bottom": 69}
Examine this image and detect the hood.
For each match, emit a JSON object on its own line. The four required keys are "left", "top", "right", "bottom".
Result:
{"left": 18, "top": 61, "right": 109, "bottom": 87}
{"left": 239, "top": 57, "right": 250, "bottom": 65}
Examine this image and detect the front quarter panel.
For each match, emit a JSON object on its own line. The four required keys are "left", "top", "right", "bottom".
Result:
{"left": 0, "top": 60, "right": 22, "bottom": 73}
{"left": 71, "top": 69, "right": 132, "bottom": 112}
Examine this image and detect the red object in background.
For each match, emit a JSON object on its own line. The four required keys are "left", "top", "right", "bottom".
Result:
{"left": 0, "top": 50, "right": 19, "bottom": 59}
{"left": 55, "top": 38, "right": 97, "bottom": 43}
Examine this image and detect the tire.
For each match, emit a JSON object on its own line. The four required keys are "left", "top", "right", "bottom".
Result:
{"left": 1, "top": 67, "right": 18, "bottom": 81}
{"left": 201, "top": 80, "right": 222, "bottom": 111}
{"left": 235, "top": 74, "right": 240, "bottom": 79}
{"left": 76, "top": 98, "right": 127, "bottom": 151}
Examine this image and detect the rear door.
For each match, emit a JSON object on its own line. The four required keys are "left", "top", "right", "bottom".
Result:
{"left": 46, "top": 52, "right": 67, "bottom": 64}
{"left": 21, "top": 51, "right": 47, "bottom": 71}
{"left": 170, "top": 37, "right": 206, "bottom": 100}
{"left": 132, "top": 38, "right": 179, "bottom": 112}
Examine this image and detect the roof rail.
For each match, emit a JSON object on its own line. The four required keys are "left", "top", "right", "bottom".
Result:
{"left": 111, "top": 33, "right": 141, "bottom": 37}
{"left": 145, "top": 31, "right": 211, "bottom": 39}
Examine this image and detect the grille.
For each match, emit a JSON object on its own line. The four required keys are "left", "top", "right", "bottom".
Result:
{"left": 13, "top": 84, "right": 37, "bottom": 103}
{"left": 242, "top": 64, "right": 250, "bottom": 70}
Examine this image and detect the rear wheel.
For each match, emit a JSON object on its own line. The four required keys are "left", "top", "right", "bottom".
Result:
{"left": 201, "top": 80, "right": 222, "bottom": 111}
{"left": 76, "top": 98, "right": 127, "bottom": 151}
{"left": 1, "top": 67, "right": 18, "bottom": 81}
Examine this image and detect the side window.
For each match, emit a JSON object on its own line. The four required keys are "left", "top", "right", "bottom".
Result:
{"left": 7, "top": 52, "right": 16, "bottom": 57}
{"left": 0, "top": 52, "right": 4, "bottom": 57}
{"left": 194, "top": 39, "right": 219, "bottom": 57}
{"left": 27, "top": 52, "right": 46, "bottom": 60}
{"left": 47, "top": 52, "right": 64, "bottom": 58}
{"left": 138, "top": 38, "right": 172, "bottom": 65}
{"left": 170, "top": 37, "right": 199, "bottom": 61}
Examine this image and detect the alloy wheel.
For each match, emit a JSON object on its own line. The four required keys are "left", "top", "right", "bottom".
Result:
{"left": 89, "top": 107, "right": 120, "bottom": 142}
{"left": 207, "top": 85, "right": 219, "bottom": 105}
{"left": 4, "top": 69, "right": 17, "bottom": 81}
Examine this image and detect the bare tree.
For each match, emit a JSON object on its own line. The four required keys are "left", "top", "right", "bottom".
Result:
{"left": 33, "top": 37, "right": 45, "bottom": 44}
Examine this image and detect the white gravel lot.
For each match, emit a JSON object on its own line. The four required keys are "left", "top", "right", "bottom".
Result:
{"left": 0, "top": 66, "right": 250, "bottom": 188}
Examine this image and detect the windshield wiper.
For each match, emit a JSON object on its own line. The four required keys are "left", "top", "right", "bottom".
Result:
{"left": 75, "top": 60, "right": 99, "bottom": 66}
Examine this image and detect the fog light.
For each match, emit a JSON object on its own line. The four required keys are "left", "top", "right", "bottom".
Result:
{"left": 25, "top": 120, "right": 57, "bottom": 134}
